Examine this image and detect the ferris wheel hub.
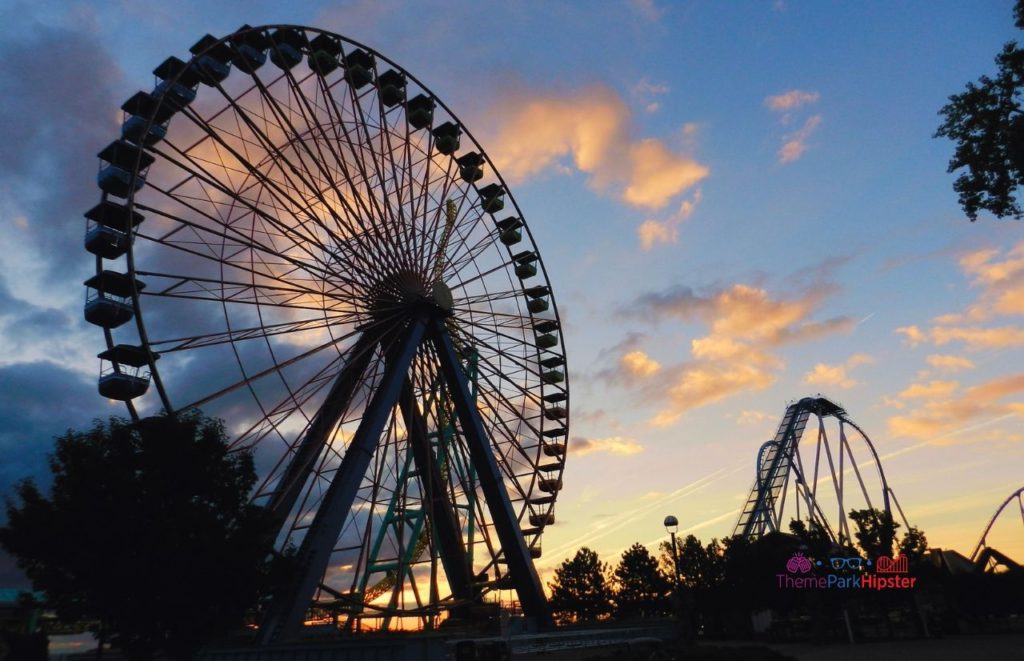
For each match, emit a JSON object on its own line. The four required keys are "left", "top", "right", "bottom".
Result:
{"left": 431, "top": 282, "right": 454, "bottom": 312}
{"left": 367, "top": 269, "right": 454, "bottom": 318}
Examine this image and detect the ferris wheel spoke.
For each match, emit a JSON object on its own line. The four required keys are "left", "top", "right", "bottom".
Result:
{"left": 133, "top": 225, "right": 362, "bottom": 307}
{"left": 305, "top": 73, "right": 410, "bottom": 275}
{"left": 448, "top": 317, "right": 549, "bottom": 379}
{"left": 180, "top": 310, "right": 404, "bottom": 415}
{"left": 134, "top": 269, "right": 348, "bottom": 312}
{"left": 133, "top": 199, "right": 369, "bottom": 298}
{"left": 173, "top": 100, "right": 384, "bottom": 286}
{"left": 147, "top": 313, "right": 358, "bottom": 353}
{"left": 340, "top": 75, "right": 412, "bottom": 271}
{"left": 437, "top": 202, "right": 500, "bottom": 282}
{"left": 372, "top": 91, "right": 423, "bottom": 277}
{"left": 242, "top": 70, "right": 405, "bottom": 278}
{"left": 146, "top": 140, "right": 369, "bottom": 292}
{"left": 250, "top": 348, "right": 375, "bottom": 503}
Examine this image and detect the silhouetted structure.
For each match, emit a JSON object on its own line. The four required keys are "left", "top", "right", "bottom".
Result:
{"left": 82, "top": 24, "right": 568, "bottom": 641}
{"left": 734, "top": 396, "right": 911, "bottom": 548}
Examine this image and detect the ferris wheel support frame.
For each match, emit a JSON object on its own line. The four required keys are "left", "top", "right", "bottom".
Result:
{"left": 259, "top": 313, "right": 551, "bottom": 642}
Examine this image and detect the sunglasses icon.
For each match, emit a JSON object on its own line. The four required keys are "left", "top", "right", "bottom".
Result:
{"left": 830, "top": 557, "right": 864, "bottom": 570}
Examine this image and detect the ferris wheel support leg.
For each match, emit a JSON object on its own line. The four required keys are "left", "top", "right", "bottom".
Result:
{"left": 398, "top": 378, "right": 477, "bottom": 603}
{"left": 265, "top": 329, "right": 380, "bottom": 528}
{"left": 258, "top": 318, "right": 428, "bottom": 645}
{"left": 428, "top": 317, "right": 554, "bottom": 629}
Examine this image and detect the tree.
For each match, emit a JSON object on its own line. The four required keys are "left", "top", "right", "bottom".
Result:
{"left": 548, "top": 547, "right": 612, "bottom": 625}
{"left": 659, "top": 534, "right": 724, "bottom": 589}
{"left": 788, "top": 518, "right": 833, "bottom": 560}
{"left": 936, "top": 0, "right": 1024, "bottom": 220}
{"left": 0, "top": 413, "right": 278, "bottom": 659}
{"left": 612, "top": 543, "right": 670, "bottom": 619}
{"left": 898, "top": 525, "right": 929, "bottom": 563}
{"left": 848, "top": 508, "right": 898, "bottom": 560}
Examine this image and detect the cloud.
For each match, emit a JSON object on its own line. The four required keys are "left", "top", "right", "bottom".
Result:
{"left": 621, "top": 350, "right": 661, "bottom": 377}
{"left": 484, "top": 84, "right": 708, "bottom": 210}
{"left": 896, "top": 323, "right": 1024, "bottom": 350}
{"left": 902, "top": 242, "right": 1024, "bottom": 350}
{"left": 571, "top": 435, "right": 644, "bottom": 457}
{"left": 736, "top": 410, "right": 773, "bottom": 425}
{"left": 887, "top": 373, "right": 1024, "bottom": 442}
{"left": 802, "top": 353, "right": 874, "bottom": 389}
{"left": 778, "top": 115, "right": 822, "bottom": 164}
{"left": 0, "top": 22, "right": 123, "bottom": 291}
{"left": 764, "top": 89, "right": 820, "bottom": 112}
{"left": 895, "top": 325, "right": 927, "bottom": 346}
{"left": 763, "top": 89, "right": 822, "bottom": 163}
{"left": 637, "top": 190, "right": 702, "bottom": 250}
{"left": 0, "top": 361, "right": 102, "bottom": 500}
{"left": 651, "top": 363, "right": 776, "bottom": 427}
{"left": 629, "top": 0, "right": 664, "bottom": 21}
{"left": 899, "top": 380, "right": 959, "bottom": 399}
{"left": 615, "top": 281, "right": 852, "bottom": 425}
{"left": 632, "top": 78, "right": 670, "bottom": 113}
{"left": 926, "top": 354, "right": 975, "bottom": 373}
{"left": 931, "top": 326, "right": 1024, "bottom": 350}
{"left": 630, "top": 282, "right": 852, "bottom": 345}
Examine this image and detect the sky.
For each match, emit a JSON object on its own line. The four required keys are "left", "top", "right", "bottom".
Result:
{"left": 0, "top": 0, "right": 1023, "bottom": 593}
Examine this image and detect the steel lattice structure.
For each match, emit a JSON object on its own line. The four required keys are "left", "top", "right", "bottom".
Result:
{"left": 83, "top": 25, "right": 568, "bottom": 639}
{"left": 734, "top": 396, "right": 909, "bottom": 544}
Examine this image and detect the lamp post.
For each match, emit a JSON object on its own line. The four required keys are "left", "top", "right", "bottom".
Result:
{"left": 664, "top": 515, "right": 681, "bottom": 586}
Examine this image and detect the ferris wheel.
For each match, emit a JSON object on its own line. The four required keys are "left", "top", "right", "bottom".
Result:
{"left": 83, "top": 25, "right": 568, "bottom": 638}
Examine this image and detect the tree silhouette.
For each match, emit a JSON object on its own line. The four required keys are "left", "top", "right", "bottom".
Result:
{"left": 788, "top": 518, "right": 833, "bottom": 559}
{"left": 0, "top": 413, "right": 278, "bottom": 659}
{"left": 935, "top": 0, "right": 1024, "bottom": 220}
{"left": 660, "top": 534, "right": 725, "bottom": 589}
{"left": 548, "top": 547, "right": 612, "bottom": 625}
{"left": 848, "top": 508, "right": 898, "bottom": 559}
{"left": 612, "top": 543, "right": 670, "bottom": 619}
{"left": 898, "top": 525, "right": 929, "bottom": 562}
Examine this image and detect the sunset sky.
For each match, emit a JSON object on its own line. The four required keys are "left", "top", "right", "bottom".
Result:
{"left": 1, "top": 0, "right": 1022, "bottom": 590}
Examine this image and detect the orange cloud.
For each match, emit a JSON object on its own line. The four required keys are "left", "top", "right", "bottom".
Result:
{"left": 651, "top": 362, "right": 776, "bottom": 427}
{"left": 637, "top": 190, "right": 702, "bottom": 250}
{"left": 926, "top": 354, "right": 975, "bottom": 373}
{"left": 907, "top": 242, "right": 1024, "bottom": 349}
{"left": 764, "top": 89, "right": 820, "bottom": 111}
{"left": 895, "top": 325, "right": 927, "bottom": 346}
{"left": 778, "top": 115, "right": 822, "bottom": 164}
{"left": 621, "top": 350, "right": 661, "bottom": 377}
{"left": 621, "top": 282, "right": 851, "bottom": 425}
{"left": 571, "top": 435, "right": 644, "bottom": 457}
{"left": 931, "top": 326, "right": 1024, "bottom": 350}
{"left": 887, "top": 373, "right": 1024, "bottom": 442}
{"left": 802, "top": 353, "right": 874, "bottom": 389}
{"left": 485, "top": 84, "right": 708, "bottom": 210}
{"left": 899, "top": 380, "right": 959, "bottom": 399}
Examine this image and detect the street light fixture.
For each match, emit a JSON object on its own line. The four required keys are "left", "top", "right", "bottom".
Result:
{"left": 664, "top": 515, "right": 681, "bottom": 585}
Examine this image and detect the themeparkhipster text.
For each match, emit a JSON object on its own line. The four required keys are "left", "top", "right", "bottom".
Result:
{"left": 776, "top": 552, "right": 917, "bottom": 591}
